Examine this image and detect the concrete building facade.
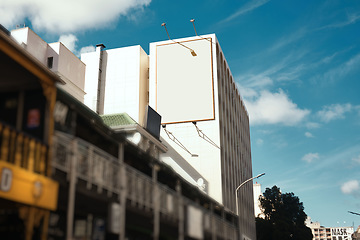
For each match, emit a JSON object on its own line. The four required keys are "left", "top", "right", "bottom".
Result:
{"left": 82, "top": 34, "right": 255, "bottom": 239}
{"left": 149, "top": 35, "right": 255, "bottom": 239}
{"left": 11, "top": 27, "right": 86, "bottom": 102}
{"left": 81, "top": 44, "right": 149, "bottom": 125}
{"left": 3, "top": 26, "right": 240, "bottom": 239}
{"left": 306, "top": 218, "right": 354, "bottom": 240}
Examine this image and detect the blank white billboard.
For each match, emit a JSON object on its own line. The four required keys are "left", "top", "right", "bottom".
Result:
{"left": 156, "top": 37, "right": 214, "bottom": 124}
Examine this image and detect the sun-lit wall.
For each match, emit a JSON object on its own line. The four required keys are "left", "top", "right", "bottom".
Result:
{"left": 50, "top": 42, "right": 86, "bottom": 102}
{"left": 82, "top": 45, "right": 149, "bottom": 124}
{"left": 11, "top": 28, "right": 86, "bottom": 103}
{"left": 11, "top": 27, "right": 48, "bottom": 64}
{"left": 149, "top": 34, "right": 255, "bottom": 239}
{"left": 81, "top": 48, "right": 102, "bottom": 112}
{"left": 149, "top": 34, "right": 223, "bottom": 204}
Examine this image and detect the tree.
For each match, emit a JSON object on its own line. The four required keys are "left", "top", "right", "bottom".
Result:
{"left": 256, "top": 186, "right": 313, "bottom": 240}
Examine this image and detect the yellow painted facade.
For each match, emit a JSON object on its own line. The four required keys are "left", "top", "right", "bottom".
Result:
{"left": 0, "top": 161, "right": 58, "bottom": 210}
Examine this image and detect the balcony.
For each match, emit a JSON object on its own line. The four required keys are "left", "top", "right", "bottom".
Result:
{"left": 52, "top": 130, "right": 237, "bottom": 238}
{"left": 0, "top": 121, "right": 48, "bottom": 173}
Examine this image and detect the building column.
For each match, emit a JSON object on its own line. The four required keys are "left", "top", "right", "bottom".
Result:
{"left": 95, "top": 44, "right": 106, "bottom": 115}
{"left": 222, "top": 209, "right": 227, "bottom": 239}
{"left": 25, "top": 207, "right": 36, "bottom": 240}
{"left": 118, "top": 143, "right": 126, "bottom": 240}
{"left": 210, "top": 203, "right": 216, "bottom": 240}
{"left": 66, "top": 138, "right": 78, "bottom": 240}
{"left": 176, "top": 180, "right": 184, "bottom": 240}
{"left": 152, "top": 164, "right": 160, "bottom": 240}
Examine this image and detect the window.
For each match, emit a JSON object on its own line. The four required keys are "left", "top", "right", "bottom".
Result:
{"left": 47, "top": 57, "right": 53, "bottom": 69}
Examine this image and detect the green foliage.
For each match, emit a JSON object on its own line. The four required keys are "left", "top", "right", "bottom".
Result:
{"left": 256, "top": 186, "right": 313, "bottom": 240}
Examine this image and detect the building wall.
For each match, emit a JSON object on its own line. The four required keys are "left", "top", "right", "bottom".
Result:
{"left": 82, "top": 48, "right": 102, "bottom": 112}
{"left": 49, "top": 42, "right": 86, "bottom": 102}
{"left": 81, "top": 34, "right": 255, "bottom": 239}
{"left": 82, "top": 45, "right": 148, "bottom": 123}
{"left": 149, "top": 34, "right": 255, "bottom": 239}
{"left": 11, "top": 28, "right": 86, "bottom": 103}
{"left": 149, "top": 34, "right": 223, "bottom": 204}
{"left": 11, "top": 27, "right": 48, "bottom": 64}
{"left": 139, "top": 47, "right": 149, "bottom": 126}
{"left": 216, "top": 41, "right": 255, "bottom": 239}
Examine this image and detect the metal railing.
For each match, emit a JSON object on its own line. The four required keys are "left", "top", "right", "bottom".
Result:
{"left": 126, "top": 165, "right": 153, "bottom": 209}
{"left": 158, "top": 184, "right": 179, "bottom": 218}
{"left": 52, "top": 130, "right": 237, "bottom": 238}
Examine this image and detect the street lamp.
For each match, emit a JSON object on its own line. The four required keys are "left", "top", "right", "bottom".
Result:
{"left": 235, "top": 173, "right": 265, "bottom": 215}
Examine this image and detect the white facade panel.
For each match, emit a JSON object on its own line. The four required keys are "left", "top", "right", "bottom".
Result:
{"left": 82, "top": 50, "right": 101, "bottom": 112}
{"left": 150, "top": 34, "right": 223, "bottom": 204}
{"left": 103, "top": 46, "right": 141, "bottom": 122}
{"left": 82, "top": 45, "right": 148, "bottom": 123}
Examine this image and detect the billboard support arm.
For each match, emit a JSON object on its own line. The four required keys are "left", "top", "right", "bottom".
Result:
{"left": 162, "top": 125, "right": 198, "bottom": 157}
{"left": 190, "top": 19, "right": 216, "bottom": 46}
{"left": 193, "top": 122, "right": 220, "bottom": 149}
{"left": 161, "top": 23, "right": 197, "bottom": 56}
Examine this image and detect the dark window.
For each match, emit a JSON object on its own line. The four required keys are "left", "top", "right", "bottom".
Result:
{"left": 0, "top": 92, "right": 19, "bottom": 126}
{"left": 47, "top": 57, "right": 53, "bottom": 69}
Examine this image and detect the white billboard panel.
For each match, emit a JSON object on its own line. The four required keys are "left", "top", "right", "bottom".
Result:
{"left": 156, "top": 37, "right": 214, "bottom": 124}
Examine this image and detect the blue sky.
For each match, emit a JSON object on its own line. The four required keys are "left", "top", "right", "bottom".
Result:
{"left": 2, "top": 0, "right": 360, "bottom": 228}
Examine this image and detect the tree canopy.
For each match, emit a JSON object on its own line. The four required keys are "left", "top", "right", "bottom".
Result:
{"left": 256, "top": 185, "right": 313, "bottom": 240}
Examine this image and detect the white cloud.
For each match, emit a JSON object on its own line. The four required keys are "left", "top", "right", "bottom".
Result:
{"left": 302, "top": 152, "right": 319, "bottom": 163}
{"left": 220, "top": 0, "right": 270, "bottom": 23}
{"left": 237, "top": 84, "right": 259, "bottom": 99}
{"left": 352, "top": 155, "right": 360, "bottom": 164}
{"left": 341, "top": 180, "right": 360, "bottom": 194}
{"left": 319, "top": 12, "right": 360, "bottom": 30}
{"left": 305, "top": 132, "right": 314, "bottom": 138}
{"left": 59, "top": 34, "right": 77, "bottom": 52}
{"left": 317, "top": 103, "right": 352, "bottom": 123}
{"left": 248, "top": 76, "right": 273, "bottom": 88}
{"left": 321, "top": 53, "right": 360, "bottom": 83}
{"left": 244, "top": 89, "right": 310, "bottom": 126}
{"left": 0, "top": 0, "right": 151, "bottom": 34}
{"left": 80, "top": 46, "right": 96, "bottom": 55}
{"left": 269, "top": 28, "right": 307, "bottom": 52}
{"left": 256, "top": 139, "right": 264, "bottom": 146}
{"left": 306, "top": 122, "right": 321, "bottom": 129}
{"left": 58, "top": 34, "right": 96, "bottom": 56}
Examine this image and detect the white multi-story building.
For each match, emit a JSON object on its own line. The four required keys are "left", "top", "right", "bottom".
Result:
{"left": 82, "top": 34, "right": 255, "bottom": 239}
{"left": 149, "top": 34, "right": 254, "bottom": 240}
{"left": 81, "top": 44, "right": 149, "bottom": 124}
{"left": 312, "top": 227, "right": 354, "bottom": 240}
{"left": 306, "top": 218, "right": 354, "bottom": 240}
{"left": 10, "top": 27, "right": 86, "bottom": 102}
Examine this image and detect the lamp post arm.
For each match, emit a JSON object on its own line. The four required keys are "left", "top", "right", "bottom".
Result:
{"left": 235, "top": 173, "right": 265, "bottom": 215}
{"left": 235, "top": 173, "right": 265, "bottom": 193}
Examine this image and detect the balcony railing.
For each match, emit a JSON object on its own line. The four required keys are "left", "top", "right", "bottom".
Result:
{"left": 52, "top": 130, "right": 237, "bottom": 238}
{"left": 126, "top": 165, "right": 154, "bottom": 209}
{"left": 0, "top": 121, "right": 48, "bottom": 174}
